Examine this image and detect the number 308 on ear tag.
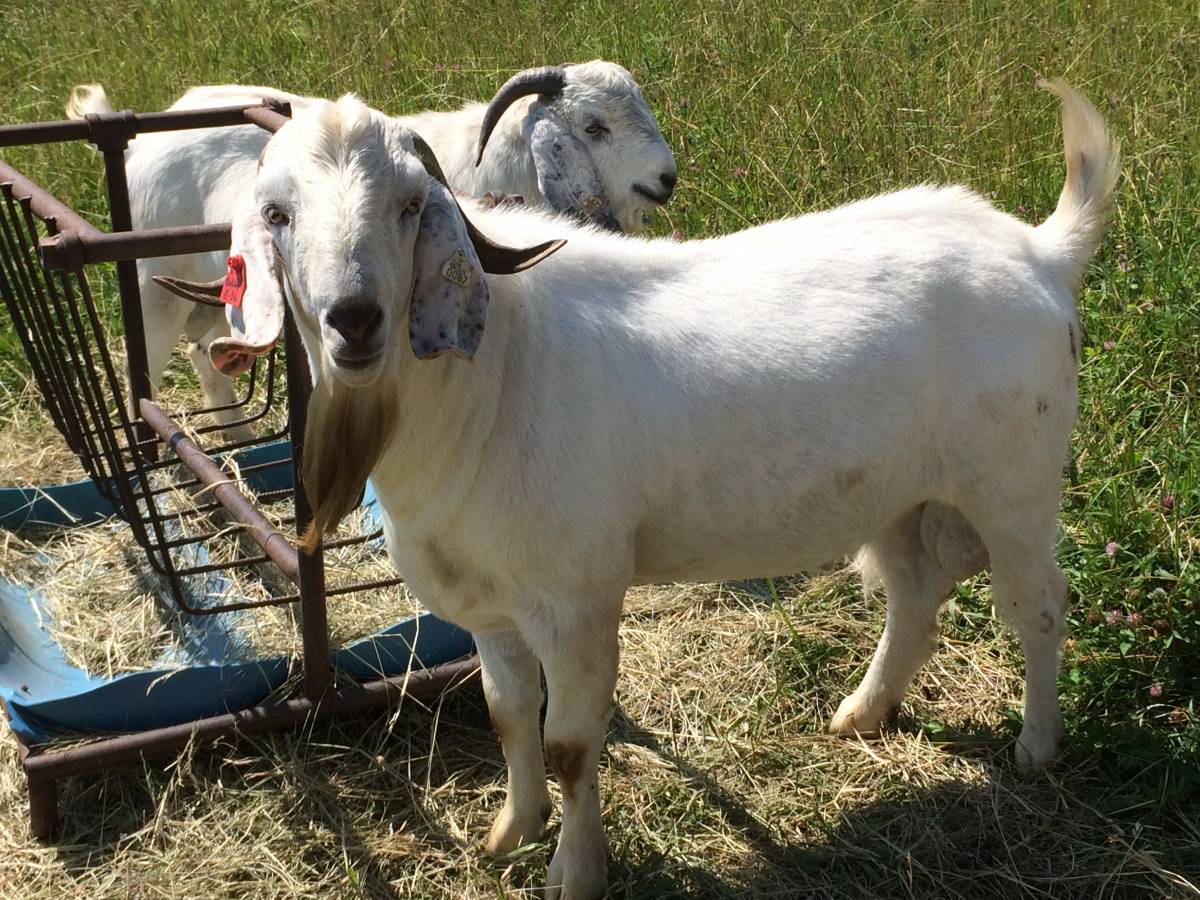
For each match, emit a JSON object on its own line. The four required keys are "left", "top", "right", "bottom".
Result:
{"left": 219, "top": 256, "right": 247, "bottom": 307}
{"left": 442, "top": 249, "right": 470, "bottom": 287}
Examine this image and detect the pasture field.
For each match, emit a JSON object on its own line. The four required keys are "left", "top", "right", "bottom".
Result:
{"left": 1, "top": 0, "right": 1198, "bottom": 896}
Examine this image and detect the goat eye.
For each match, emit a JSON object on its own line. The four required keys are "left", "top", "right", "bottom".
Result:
{"left": 584, "top": 121, "right": 608, "bottom": 136}
{"left": 403, "top": 196, "right": 422, "bottom": 216}
{"left": 262, "top": 204, "right": 288, "bottom": 226}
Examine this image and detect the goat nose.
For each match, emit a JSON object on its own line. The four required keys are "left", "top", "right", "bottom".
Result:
{"left": 659, "top": 171, "right": 677, "bottom": 196}
{"left": 326, "top": 299, "right": 383, "bottom": 342}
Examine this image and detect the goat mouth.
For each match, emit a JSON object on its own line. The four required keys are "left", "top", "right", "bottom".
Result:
{"left": 632, "top": 183, "right": 671, "bottom": 205}
{"left": 332, "top": 351, "right": 382, "bottom": 371}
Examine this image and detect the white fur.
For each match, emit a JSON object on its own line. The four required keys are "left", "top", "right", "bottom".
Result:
{"left": 171, "top": 82, "right": 1116, "bottom": 900}
{"left": 64, "top": 62, "right": 675, "bottom": 437}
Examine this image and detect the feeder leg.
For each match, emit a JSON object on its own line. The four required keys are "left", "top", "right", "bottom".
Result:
{"left": 28, "top": 777, "right": 58, "bottom": 840}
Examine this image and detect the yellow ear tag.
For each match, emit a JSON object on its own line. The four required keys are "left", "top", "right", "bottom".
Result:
{"left": 442, "top": 249, "right": 470, "bottom": 287}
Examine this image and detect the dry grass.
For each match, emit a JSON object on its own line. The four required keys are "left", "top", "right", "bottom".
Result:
{"left": 0, "top": 382, "right": 88, "bottom": 487}
{"left": 1, "top": 572, "right": 1196, "bottom": 898}
{"left": 0, "top": 497, "right": 424, "bottom": 677}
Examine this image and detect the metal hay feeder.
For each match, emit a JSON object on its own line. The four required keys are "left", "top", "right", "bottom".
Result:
{"left": 0, "top": 101, "right": 478, "bottom": 838}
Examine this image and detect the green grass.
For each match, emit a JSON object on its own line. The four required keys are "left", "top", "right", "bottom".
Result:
{"left": 1, "top": 0, "right": 1198, "bottom": 896}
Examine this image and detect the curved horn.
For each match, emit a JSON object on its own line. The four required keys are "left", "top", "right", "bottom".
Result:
{"left": 474, "top": 65, "right": 568, "bottom": 167}
{"left": 409, "top": 132, "right": 566, "bottom": 275}
{"left": 152, "top": 274, "right": 226, "bottom": 307}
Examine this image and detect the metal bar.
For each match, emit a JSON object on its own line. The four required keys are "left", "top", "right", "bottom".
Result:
{"left": 28, "top": 778, "right": 58, "bottom": 841}
{"left": 268, "top": 577, "right": 405, "bottom": 606}
{"left": 39, "top": 223, "right": 231, "bottom": 269}
{"left": 99, "top": 139, "right": 157, "bottom": 461}
{"left": 244, "top": 106, "right": 290, "bottom": 134}
{"left": 0, "top": 101, "right": 293, "bottom": 148}
{"left": 138, "top": 398, "right": 300, "bottom": 583}
{"left": 285, "top": 311, "right": 331, "bottom": 700}
{"left": 0, "top": 160, "right": 103, "bottom": 238}
{"left": 0, "top": 190, "right": 79, "bottom": 446}
{"left": 22, "top": 656, "right": 480, "bottom": 782}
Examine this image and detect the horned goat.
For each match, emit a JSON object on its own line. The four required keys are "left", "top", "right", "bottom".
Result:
{"left": 157, "top": 82, "right": 1117, "bottom": 900}
{"left": 66, "top": 61, "right": 676, "bottom": 436}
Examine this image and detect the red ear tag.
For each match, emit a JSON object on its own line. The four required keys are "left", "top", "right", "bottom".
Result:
{"left": 219, "top": 255, "right": 247, "bottom": 307}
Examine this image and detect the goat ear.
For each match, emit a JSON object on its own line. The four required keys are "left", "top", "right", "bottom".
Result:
{"left": 154, "top": 201, "right": 285, "bottom": 376}
{"left": 409, "top": 180, "right": 490, "bottom": 360}
{"left": 529, "top": 112, "right": 620, "bottom": 231}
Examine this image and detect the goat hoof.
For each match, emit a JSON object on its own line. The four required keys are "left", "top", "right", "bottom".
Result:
{"left": 830, "top": 691, "right": 888, "bottom": 736}
{"left": 1013, "top": 721, "right": 1063, "bottom": 771}
{"left": 545, "top": 840, "right": 607, "bottom": 900}
{"left": 485, "top": 798, "right": 551, "bottom": 856}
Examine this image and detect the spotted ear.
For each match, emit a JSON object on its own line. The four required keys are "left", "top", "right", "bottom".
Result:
{"left": 408, "top": 180, "right": 490, "bottom": 360}
{"left": 154, "top": 200, "right": 285, "bottom": 376}
{"left": 529, "top": 111, "right": 620, "bottom": 232}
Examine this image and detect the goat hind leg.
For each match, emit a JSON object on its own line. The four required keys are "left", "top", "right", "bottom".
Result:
{"left": 831, "top": 504, "right": 959, "bottom": 735}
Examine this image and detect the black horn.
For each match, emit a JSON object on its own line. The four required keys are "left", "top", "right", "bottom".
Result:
{"left": 409, "top": 132, "right": 566, "bottom": 275}
{"left": 475, "top": 65, "right": 568, "bottom": 167}
{"left": 152, "top": 274, "right": 226, "bottom": 307}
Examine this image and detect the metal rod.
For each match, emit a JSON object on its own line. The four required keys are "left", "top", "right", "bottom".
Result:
{"left": 99, "top": 140, "right": 157, "bottom": 462}
{"left": 285, "top": 311, "right": 331, "bottom": 700}
{"left": 138, "top": 398, "right": 300, "bottom": 582}
{"left": 21, "top": 657, "right": 480, "bottom": 782}
{"left": 39, "top": 222, "right": 232, "bottom": 270}
{"left": 0, "top": 160, "right": 103, "bottom": 239}
{"left": 243, "top": 106, "right": 290, "bottom": 134}
{"left": 28, "top": 778, "right": 58, "bottom": 840}
{"left": 0, "top": 101, "right": 293, "bottom": 148}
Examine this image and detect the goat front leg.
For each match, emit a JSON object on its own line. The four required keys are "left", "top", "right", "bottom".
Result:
{"left": 520, "top": 599, "right": 620, "bottom": 900}
{"left": 476, "top": 630, "right": 552, "bottom": 855}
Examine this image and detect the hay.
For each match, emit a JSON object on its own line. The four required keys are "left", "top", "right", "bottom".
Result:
{"left": 0, "top": 339, "right": 289, "bottom": 489}
{"left": 0, "top": 457, "right": 422, "bottom": 678}
{"left": 1, "top": 570, "right": 1194, "bottom": 897}
{"left": 0, "top": 381, "right": 88, "bottom": 487}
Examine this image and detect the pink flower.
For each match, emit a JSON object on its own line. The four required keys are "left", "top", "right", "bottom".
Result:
{"left": 1104, "top": 609, "right": 1122, "bottom": 627}
{"left": 1149, "top": 683, "right": 1163, "bottom": 698}
{"left": 1105, "top": 541, "right": 1119, "bottom": 558}
{"left": 1162, "top": 494, "right": 1174, "bottom": 511}
{"left": 1103, "top": 340, "right": 1116, "bottom": 351}
{"left": 1017, "top": 204, "right": 1027, "bottom": 215}
{"left": 732, "top": 166, "right": 747, "bottom": 179}
{"left": 670, "top": 229, "right": 684, "bottom": 240}
{"left": 1126, "top": 611, "right": 1143, "bottom": 627}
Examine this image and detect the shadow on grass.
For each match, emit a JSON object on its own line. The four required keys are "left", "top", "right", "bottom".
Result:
{"left": 606, "top": 704, "right": 1199, "bottom": 899}
{"left": 33, "top": 685, "right": 1198, "bottom": 898}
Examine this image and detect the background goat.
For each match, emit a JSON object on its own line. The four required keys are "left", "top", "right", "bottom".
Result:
{"left": 67, "top": 61, "right": 676, "bottom": 436}
{"left": 158, "top": 82, "right": 1116, "bottom": 899}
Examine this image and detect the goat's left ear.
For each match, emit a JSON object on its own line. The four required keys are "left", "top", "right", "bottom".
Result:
{"left": 409, "top": 180, "right": 491, "bottom": 360}
{"left": 529, "top": 111, "right": 621, "bottom": 231}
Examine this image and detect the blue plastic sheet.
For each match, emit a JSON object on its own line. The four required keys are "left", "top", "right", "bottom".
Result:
{"left": 0, "top": 440, "right": 473, "bottom": 744}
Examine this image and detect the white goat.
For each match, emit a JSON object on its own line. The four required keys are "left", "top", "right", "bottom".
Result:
{"left": 157, "top": 82, "right": 1117, "bottom": 900}
{"left": 66, "top": 62, "right": 676, "bottom": 436}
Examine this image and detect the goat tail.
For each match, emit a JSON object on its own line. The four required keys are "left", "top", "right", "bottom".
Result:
{"left": 1034, "top": 78, "right": 1120, "bottom": 293}
{"left": 66, "top": 83, "right": 114, "bottom": 119}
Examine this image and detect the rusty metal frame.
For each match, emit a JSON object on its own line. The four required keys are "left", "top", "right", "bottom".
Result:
{"left": 0, "top": 101, "right": 478, "bottom": 839}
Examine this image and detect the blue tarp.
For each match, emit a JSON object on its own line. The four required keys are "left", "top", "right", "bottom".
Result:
{"left": 0, "top": 440, "right": 473, "bottom": 745}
